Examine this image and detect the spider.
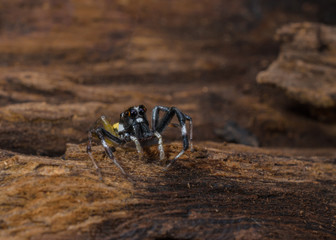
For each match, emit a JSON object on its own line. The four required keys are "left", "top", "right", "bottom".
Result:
{"left": 87, "top": 105, "right": 193, "bottom": 177}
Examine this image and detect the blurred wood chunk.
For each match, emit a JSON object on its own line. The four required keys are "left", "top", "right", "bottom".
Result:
{"left": 258, "top": 22, "right": 336, "bottom": 109}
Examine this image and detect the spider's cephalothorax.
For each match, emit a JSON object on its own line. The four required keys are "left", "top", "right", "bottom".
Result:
{"left": 87, "top": 105, "right": 193, "bottom": 178}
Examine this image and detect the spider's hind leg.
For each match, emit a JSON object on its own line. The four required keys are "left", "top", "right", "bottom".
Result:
{"left": 87, "top": 127, "right": 126, "bottom": 179}
{"left": 87, "top": 129, "right": 103, "bottom": 180}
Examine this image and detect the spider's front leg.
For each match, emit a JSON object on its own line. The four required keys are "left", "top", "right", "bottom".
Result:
{"left": 152, "top": 106, "right": 193, "bottom": 168}
{"left": 153, "top": 131, "right": 165, "bottom": 160}
{"left": 129, "top": 135, "right": 144, "bottom": 159}
{"left": 87, "top": 127, "right": 126, "bottom": 179}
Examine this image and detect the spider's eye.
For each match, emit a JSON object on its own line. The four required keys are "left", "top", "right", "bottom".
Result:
{"left": 130, "top": 109, "right": 137, "bottom": 117}
{"left": 139, "top": 105, "right": 147, "bottom": 114}
{"left": 125, "top": 111, "right": 130, "bottom": 117}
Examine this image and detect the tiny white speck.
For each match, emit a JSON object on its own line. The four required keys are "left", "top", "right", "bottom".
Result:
{"left": 136, "top": 118, "right": 144, "bottom": 123}
{"left": 182, "top": 125, "right": 187, "bottom": 135}
{"left": 102, "top": 141, "right": 109, "bottom": 148}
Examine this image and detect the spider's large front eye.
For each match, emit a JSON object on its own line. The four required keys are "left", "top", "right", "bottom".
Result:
{"left": 130, "top": 109, "right": 137, "bottom": 117}
{"left": 124, "top": 111, "right": 131, "bottom": 117}
{"left": 139, "top": 109, "right": 144, "bottom": 115}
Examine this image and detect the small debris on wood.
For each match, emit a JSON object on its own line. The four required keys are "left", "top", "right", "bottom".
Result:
{"left": 215, "top": 121, "right": 259, "bottom": 147}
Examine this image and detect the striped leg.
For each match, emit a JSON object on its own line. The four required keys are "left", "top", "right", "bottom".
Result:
{"left": 154, "top": 131, "right": 165, "bottom": 160}
{"left": 87, "top": 130, "right": 103, "bottom": 180}
{"left": 151, "top": 106, "right": 192, "bottom": 168}
{"left": 184, "top": 115, "right": 194, "bottom": 152}
{"left": 87, "top": 128, "right": 126, "bottom": 179}
{"left": 129, "top": 135, "right": 144, "bottom": 159}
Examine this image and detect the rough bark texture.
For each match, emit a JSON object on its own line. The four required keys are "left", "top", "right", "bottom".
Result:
{"left": 1, "top": 142, "right": 335, "bottom": 240}
{"left": 0, "top": 1, "right": 336, "bottom": 239}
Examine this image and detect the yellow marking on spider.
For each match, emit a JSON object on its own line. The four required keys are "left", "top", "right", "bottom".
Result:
{"left": 112, "top": 122, "right": 119, "bottom": 136}
{"left": 101, "top": 116, "right": 120, "bottom": 145}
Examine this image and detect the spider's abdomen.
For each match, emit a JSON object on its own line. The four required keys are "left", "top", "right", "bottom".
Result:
{"left": 101, "top": 116, "right": 119, "bottom": 137}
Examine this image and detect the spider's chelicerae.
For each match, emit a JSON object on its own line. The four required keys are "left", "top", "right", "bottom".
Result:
{"left": 87, "top": 105, "right": 193, "bottom": 177}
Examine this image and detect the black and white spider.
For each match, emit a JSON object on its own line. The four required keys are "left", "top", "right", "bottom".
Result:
{"left": 87, "top": 105, "right": 193, "bottom": 177}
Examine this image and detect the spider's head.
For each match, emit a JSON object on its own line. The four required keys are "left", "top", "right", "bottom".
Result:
{"left": 120, "top": 105, "right": 148, "bottom": 129}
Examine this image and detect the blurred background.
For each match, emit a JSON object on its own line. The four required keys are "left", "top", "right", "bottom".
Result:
{"left": 0, "top": 0, "right": 336, "bottom": 156}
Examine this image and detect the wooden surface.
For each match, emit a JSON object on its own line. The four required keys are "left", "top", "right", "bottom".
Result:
{"left": 0, "top": 142, "right": 335, "bottom": 239}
